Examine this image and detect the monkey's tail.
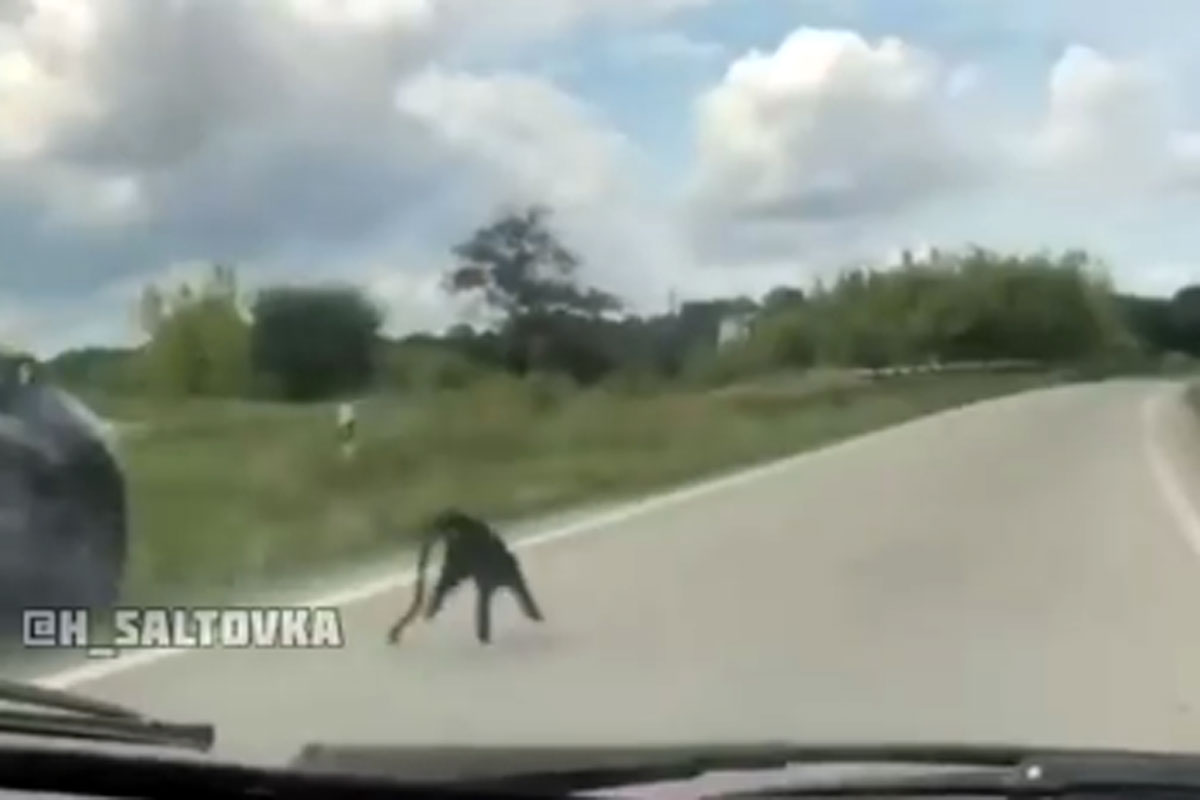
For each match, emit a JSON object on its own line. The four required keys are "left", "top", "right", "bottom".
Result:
{"left": 386, "top": 529, "right": 439, "bottom": 644}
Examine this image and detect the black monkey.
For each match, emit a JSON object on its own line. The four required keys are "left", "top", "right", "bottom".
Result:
{"left": 386, "top": 509, "right": 543, "bottom": 645}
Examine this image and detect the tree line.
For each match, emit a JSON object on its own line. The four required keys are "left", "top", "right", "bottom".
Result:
{"left": 39, "top": 206, "right": 1200, "bottom": 400}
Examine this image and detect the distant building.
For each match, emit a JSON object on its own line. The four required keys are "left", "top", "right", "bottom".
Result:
{"left": 675, "top": 299, "right": 760, "bottom": 352}
{"left": 717, "top": 313, "right": 754, "bottom": 349}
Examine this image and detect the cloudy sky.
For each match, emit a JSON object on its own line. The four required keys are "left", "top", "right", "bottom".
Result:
{"left": 2, "top": 0, "right": 1200, "bottom": 356}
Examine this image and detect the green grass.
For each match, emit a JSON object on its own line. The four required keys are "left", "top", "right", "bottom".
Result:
{"left": 106, "top": 368, "right": 1065, "bottom": 605}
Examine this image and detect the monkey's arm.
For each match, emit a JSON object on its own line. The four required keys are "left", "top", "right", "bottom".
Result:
{"left": 386, "top": 529, "right": 444, "bottom": 644}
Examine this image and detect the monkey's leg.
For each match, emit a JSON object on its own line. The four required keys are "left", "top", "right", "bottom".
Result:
{"left": 425, "top": 566, "right": 466, "bottom": 620}
{"left": 474, "top": 582, "right": 495, "bottom": 645}
{"left": 506, "top": 566, "right": 544, "bottom": 622}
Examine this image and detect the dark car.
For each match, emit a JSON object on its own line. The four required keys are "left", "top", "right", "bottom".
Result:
{"left": 0, "top": 355, "right": 127, "bottom": 623}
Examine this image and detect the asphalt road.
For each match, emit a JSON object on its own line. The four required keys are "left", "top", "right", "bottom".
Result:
{"left": 22, "top": 378, "right": 1200, "bottom": 771}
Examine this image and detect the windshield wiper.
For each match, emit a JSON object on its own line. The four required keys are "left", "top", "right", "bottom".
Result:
{"left": 722, "top": 751, "right": 1200, "bottom": 797}
{"left": 292, "top": 742, "right": 1200, "bottom": 796}
{"left": 0, "top": 678, "right": 213, "bottom": 752}
{"left": 293, "top": 742, "right": 1033, "bottom": 789}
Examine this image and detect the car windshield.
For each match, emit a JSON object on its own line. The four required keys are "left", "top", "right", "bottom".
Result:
{"left": 1, "top": 0, "right": 1200, "bottom": 779}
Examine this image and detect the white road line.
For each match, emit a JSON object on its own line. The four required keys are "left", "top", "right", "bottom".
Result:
{"left": 1142, "top": 389, "right": 1200, "bottom": 561}
{"left": 33, "top": 386, "right": 1051, "bottom": 691}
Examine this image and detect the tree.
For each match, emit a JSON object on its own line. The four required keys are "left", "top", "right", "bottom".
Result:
{"left": 136, "top": 263, "right": 253, "bottom": 398}
{"left": 445, "top": 205, "right": 623, "bottom": 378}
{"left": 44, "top": 347, "right": 138, "bottom": 393}
{"left": 762, "top": 286, "right": 806, "bottom": 316}
{"left": 1118, "top": 294, "right": 1179, "bottom": 354}
{"left": 705, "top": 246, "right": 1138, "bottom": 378}
{"left": 250, "top": 286, "right": 384, "bottom": 401}
{"left": 448, "top": 206, "right": 620, "bottom": 319}
{"left": 1169, "top": 285, "right": 1200, "bottom": 356}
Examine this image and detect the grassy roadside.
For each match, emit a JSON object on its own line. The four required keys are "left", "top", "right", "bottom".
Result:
{"left": 107, "top": 368, "right": 1066, "bottom": 606}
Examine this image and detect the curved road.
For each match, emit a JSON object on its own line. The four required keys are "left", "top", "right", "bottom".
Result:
{"left": 22, "top": 379, "right": 1200, "bottom": 768}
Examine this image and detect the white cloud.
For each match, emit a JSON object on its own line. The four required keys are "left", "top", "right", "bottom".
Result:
{"left": 684, "top": 28, "right": 993, "bottom": 270}
{"left": 434, "top": 0, "right": 719, "bottom": 51}
{"left": 388, "top": 67, "right": 700, "bottom": 313}
{"left": 0, "top": 0, "right": 712, "bottom": 184}
{"left": 946, "top": 64, "right": 981, "bottom": 98}
{"left": 364, "top": 265, "right": 474, "bottom": 335}
{"left": 280, "top": 0, "right": 437, "bottom": 30}
{"left": 0, "top": 57, "right": 685, "bottom": 354}
{"left": 393, "top": 68, "right": 635, "bottom": 211}
{"left": 0, "top": 0, "right": 723, "bottom": 356}
{"left": 1026, "top": 47, "right": 1178, "bottom": 188}
{"left": 41, "top": 171, "right": 147, "bottom": 229}
{"left": 678, "top": 24, "right": 1200, "bottom": 287}
{"left": 690, "top": 29, "right": 982, "bottom": 223}
{"left": 0, "top": 292, "right": 41, "bottom": 352}
{"left": 0, "top": 282, "right": 142, "bottom": 358}
{"left": 0, "top": 0, "right": 702, "bottom": 330}
{"left": 611, "top": 31, "right": 726, "bottom": 64}
{"left": 1127, "top": 261, "right": 1200, "bottom": 298}
{"left": 8, "top": 5, "right": 1200, "bottom": 356}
